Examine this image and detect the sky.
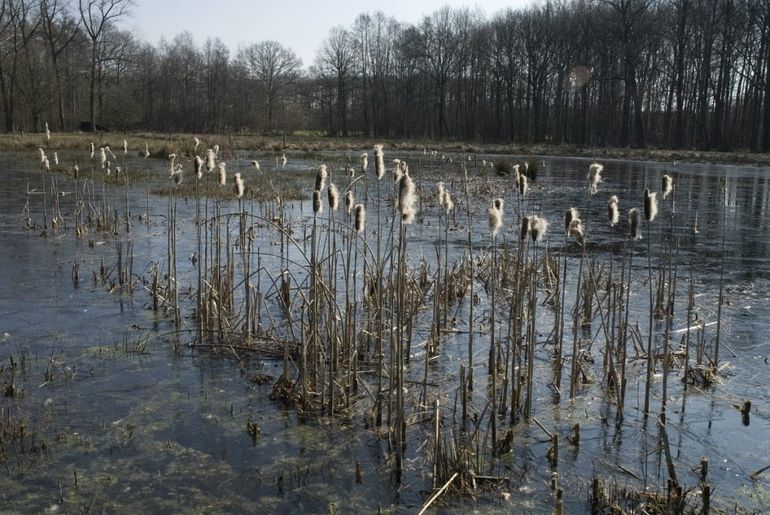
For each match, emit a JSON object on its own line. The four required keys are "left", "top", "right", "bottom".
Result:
{"left": 130, "top": 0, "right": 531, "bottom": 68}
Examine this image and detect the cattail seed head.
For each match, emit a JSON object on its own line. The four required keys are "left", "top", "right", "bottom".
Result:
{"left": 530, "top": 215, "right": 548, "bottom": 242}
{"left": 518, "top": 174, "right": 528, "bottom": 195}
{"left": 99, "top": 147, "right": 106, "bottom": 168}
{"left": 194, "top": 137, "right": 200, "bottom": 151}
{"left": 313, "top": 190, "right": 323, "bottom": 214}
{"left": 444, "top": 191, "right": 454, "bottom": 213}
{"left": 281, "top": 154, "right": 287, "bottom": 167}
{"left": 568, "top": 218, "right": 585, "bottom": 245}
{"left": 218, "top": 162, "right": 226, "bottom": 186}
{"left": 105, "top": 161, "right": 111, "bottom": 175}
{"left": 315, "top": 164, "right": 327, "bottom": 191}
{"left": 53, "top": 152, "right": 58, "bottom": 166}
{"left": 144, "top": 143, "right": 150, "bottom": 158}
{"left": 73, "top": 164, "right": 79, "bottom": 179}
{"left": 588, "top": 163, "right": 603, "bottom": 195}
{"left": 662, "top": 174, "right": 673, "bottom": 199}
{"left": 360, "top": 152, "right": 368, "bottom": 172}
{"left": 354, "top": 204, "right": 366, "bottom": 233}
{"left": 45, "top": 122, "right": 50, "bottom": 140}
{"left": 393, "top": 159, "right": 403, "bottom": 182}
{"left": 43, "top": 157, "right": 50, "bottom": 170}
{"left": 565, "top": 207, "right": 579, "bottom": 235}
{"left": 644, "top": 189, "right": 658, "bottom": 221}
{"left": 206, "top": 149, "right": 216, "bottom": 171}
{"left": 398, "top": 174, "right": 417, "bottom": 224}
{"left": 123, "top": 139, "right": 128, "bottom": 155}
{"left": 328, "top": 183, "right": 339, "bottom": 210}
{"left": 174, "top": 170, "right": 184, "bottom": 186}
{"left": 252, "top": 160, "right": 260, "bottom": 172}
{"left": 345, "top": 190, "right": 354, "bottom": 214}
{"left": 629, "top": 208, "right": 642, "bottom": 240}
{"left": 90, "top": 142, "right": 95, "bottom": 159}
{"left": 488, "top": 198, "right": 503, "bottom": 237}
{"left": 38, "top": 147, "right": 46, "bottom": 163}
{"left": 213, "top": 144, "right": 220, "bottom": 156}
{"left": 374, "top": 144, "right": 385, "bottom": 179}
{"left": 194, "top": 155, "right": 203, "bottom": 178}
{"left": 106, "top": 146, "right": 115, "bottom": 159}
{"left": 234, "top": 172, "right": 244, "bottom": 198}
{"left": 520, "top": 216, "right": 530, "bottom": 241}
{"left": 608, "top": 195, "right": 620, "bottom": 226}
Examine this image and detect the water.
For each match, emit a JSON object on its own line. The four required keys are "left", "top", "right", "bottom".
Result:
{"left": 1, "top": 150, "right": 769, "bottom": 512}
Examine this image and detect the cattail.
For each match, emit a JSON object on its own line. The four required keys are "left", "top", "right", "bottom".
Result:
{"left": 99, "top": 147, "right": 106, "bottom": 168}
{"left": 281, "top": 154, "right": 287, "bottom": 168}
{"left": 354, "top": 204, "right": 366, "bottom": 233}
{"left": 488, "top": 198, "right": 503, "bottom": 236}
{"left": 213, "top": 144, "right": 220, "bottom": 156}
{"left": 174, "top": 169, "right": 184, "bottom": 186}
{"left": 144, "top": 143, "right": 150, "bottom": 158}
{"left": 194, "top": 155, "right": 203, "bottom": 179}
{"left": 73, "top": 164, "right": 79, "bottom": 179}
{"left": 106, "top": 146, "right": 115, "bottom": 160}
{"left": 90, "top": 142, "right": 95, "bottom": 159}
{"left": 530, "top": 215, "right": 548, "bottom": 242}
{"left": 168, "top": 153, "right": 177, "bottom": 177}
{"left": 518, "top": 173, "right": 528, "bottom": 195}
{"left": 520, "top": 216, "right": 530, "bottom": 241}
{"left": 105, "top": 161, "right": 111, "bottom": 175}
{"left": 234, "top": 172, "right": 244, "bottom": 198}
{"left": 397, "top": 173, "right": 417, "bottom": 224}
{"left": 444, "top": 191, "right": 455, "bottom": 213}
{"left": 568, "top": 218, "right": 585, "bottom": 245}
{"left": 662, "top": 174, "right": 673, "bottom": 199}
{"left": 327, "top": 182, "right": 339, "bottom": 210}
{"left": 374, "top": 144, "right": 385, "bottom": 179}
{"left": 43, "top": 157, "right": 50, "bottom": 171}
{"left": 123, "top": 139, "right": 128, "bottom": 155}
{"left": 38, "top": 147, "right": 46, "bottom": 163}
{"left": 206, "top": 149, "right": 216, "bottom": 172}
{"left": 393, "top": 159, "right": 404, "bottom": 182}
{"left": 218, "top": 162, "right": 226, "bottom": 186}
{"left": 608, "top": 195, "right": 620, "bottom": 226}
{"left": 313, "top": 190, "right": 323, "bottom": 214}
{"left": 348, "top": 165, "right": 355, "bottom": 178}
{"left": 360, "top": 152, "right": 368, "bottom": 172}
{"left": 565, "top": 207, "right": 579, "bottom": 235}
{"left": 629, "top": 208, "right": 642, "bottom": 240}
{"left": 252, "top": 160, "right": 260, "bottom": 172}
{"left": 345, "top": 190, "right": 354, "bottom": 214}
{"left": 588, "top": 163, "right": 603, "bottom": 195}
{"left": 644, "top": 189, "right": 657, "bottom": 221}
{"left": 45, "top": 121, "right": 51, "bottom": 140}
{"left": 315, "top": 164, "right": 327, "bottom": 191}
{"left": 194, "top": 137, "right": 200, "bottom": 151}
{"left": 53, "top": 152, "right": 59, "bottom": 166}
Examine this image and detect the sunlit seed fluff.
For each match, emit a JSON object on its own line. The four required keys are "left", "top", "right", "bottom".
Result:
{"left": 281, "top": 154, "right": 287, "bottom": 168}
{"left": 588, "top": 162, "right": 603, "bottom": 195}
{"left": 213, "top": 144, "right": 220, "bottom": 156}
{"left": 662, "top": 174, "right": 673, "bottom": 199}
{"left": 43, "top": 157, "right": 50, "bottom": 170}
{"left": 354, "top": 204, "right": 366, "bottom": 233}
{"left": 518, "top": 174, "right": 528, "bottom": 195}
{"left": 569, "top": 219, "right": 585, "bottom": 245}
{"left": 393, "top": 160, "right": 403, "bottom": 182}
{"left": 444, "top": 192, "right": 454, "bottom": 213}
{"left": 90, "top": 142, "right": 95, "bottom": 159}
{"left": 252, "top": 160, "right": 260, "bottom": 172}
{"left": 608, "top": 195, "right": 620, "bottom": 226}
{"left": 174, "top": 170, "right": 184, "bottom": 186}
{"left": 45, "top": 122, "right": 51, "bottom": 140}
{"left": 345, "top": 190, "right": 354, "bottom": 214}
{"left": 234, "top": 173, "right": 244, "bottom": 198}
{"left": 105, "top": 161, "right": 111, "bottom": 175}
{"left": 144, "top": 143, "right": 150, "bottom": 158}
{"left": 206, "top": 149, "right": 216, "bottom": 172}
{"left": 315, "top": 164, "right": 327, "bottom": 191}
{"left": 327, "top": 183, "right": 339, "bottom": 210}
{"left": 194, "top": 137, "right": 200, "bottom": 151}
{"left": 106, "top": 146, "right": 115, "bottom": 159}
{"left": 123, "top": 140, "right": 128, "bottom": 155}
{"left": 360, "top": 152, "right": 368, "bottom": 172}
{"left": 374, "top": 144, "right": 385, "bottom": 179}
{"left": 53, "top": 152, "right": 58, "bottom": 166}
{"left": 530, "top": 215, "right": 548, "bottom": 242}
{"left": 313, "top": 190, "right": 323, "bottom": 214}
{"left": 520, "top": 216, "right": 530, "bottom": 241}
{"left": 488, "top": 198, "right": 503, "bottom": 237}
{"left": 38, "top": 147, "right": 46, "bottom": 163}
{"left": 194, "top": 155, "right": 203, "bottom": 179}
{"left": 644, "top": 188, "right": 658, "bottom": 221}
{"left": 629, "top": 208, "right": 642, "bottom": 240}
{"left": 565, "top": 207, "right": 579, "bottom": 235}
{"left": 73, "top": 164, "right": 79, "bottom": 179}
{"left": 218, "top": 163, "right": 227, "bottom": 186}
{"left": 397, "top": 174, "right": 417, "bottom": 224}
{"left": 99, "top": 147, "right": 106, "bottom": 168}
{"left": 168, "top": 153, "right": 177, "bottom": 177}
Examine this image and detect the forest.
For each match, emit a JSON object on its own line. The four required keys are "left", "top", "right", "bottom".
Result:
{"left": 3, "top": 0, "right": 770, "bottom": 151}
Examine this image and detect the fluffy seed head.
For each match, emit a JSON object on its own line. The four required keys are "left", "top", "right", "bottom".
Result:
{"left": 105, "top": 161, "right": 111, "bottom": 175}
{"left": 144, "top": 143, "right": 150, "bottom": 158}
{"left": 397, "top": 174, "right": 417, "bottom": 224}
{"left": 444, "top": 191, "right": 454, "bottom": 213}
{"left": 315, "top": 164, "right": 327, "bottom": 191}
{"left": 194, "top": 137, "right": 200, "bottom": 151}
{"left": 194, "top": 155, "right": 203, "bottom": 178}
{"left": 644, "top": 189, "right": 658, "bottom": 221}
{"left": 360, "top": 153, "right": 368, "bottom": 172}
{"left": 38, "top": 147, "right": 46, "bottom": 163}
{"left": 213, "top": 144, "right": 220, "bottom": 156}
{"left": 354, "top": 204, "right": 366, "bottom": 233}
{"left": 565, "top": 207, "right": 579, "bottom": 235}
{"left": 488, "top": 198, "right": 503, "bottom": 237}
{"left": 234, "top": 172, "right": 244, "bottom": 198}
{"left": 345, "top": 190, "right": 354, "bottom": 214}
{"left": 43, "top": 157, "right": 50, "bottom": 170}
{"left": 53, "top": 152, "right": 58, "bottom": 165}
{"left": 608, "top": 195, "right": 620, "bottom": 226}
{"left": 90, "top": 142, "right": 95, "bottom": 159}
{"left": 252, "top": 160, "right": 260, "bottom": 172}
{"left": 206, "top": 149, "right": 216, "bottom": 171}
{"left": 662, "top": 174, "right": 673, "bottom": 199}
{"left": 530, "top": 215, "right": 548, "bottom": 242}
{"left": 174, "top": 169, "right": 184, "bottom": 186}
{"left": 518, "top": 174, "right": 528, "bottom": 195}
{"left": 629, "top": 208, "right": 642, "bottom": 240}
{"left": 99, "top": 147, "right": 106, "bottom": 168}
{"left": 374, "top": 144, "right": 385, "bottom": 179}
{"left": 218, "top": 162, "right": 226, "bottom": 186}
{"left": 520, "top": 216, "right": 530, "bottom": 241}
{"left": 123, "top": 139, "right": 128, "bottom": 155}
{"left": 588, "top": 163, "right": 603, "bottom": 195}
{"left": 45, "top": 122, "right": 50, "bottom": 140}
{"left": 568, "top": 218, "right": 585, "bottom": 245}
{"left": 313, "top": 190, "right": 323, "bottom": 214}
{"left": 281, "top": 154, "right": 287, "bottom": 167}
{"left": 327, "top": 183, "right": 339, "bottom": 210}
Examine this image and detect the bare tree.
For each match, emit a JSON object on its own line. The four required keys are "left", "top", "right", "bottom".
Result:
{"left": 315, "top": 27, "right": 355, "bottom": 136}
{"left": 40, "top": 0, "right": 81, "bottom": 130}
{"left": 78, "top": 0, "right": 131, "bottom": 131}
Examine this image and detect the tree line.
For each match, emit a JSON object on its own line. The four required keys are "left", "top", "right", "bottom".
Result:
{"left": 3, "top": 0, "right": 770, "bottom": 151}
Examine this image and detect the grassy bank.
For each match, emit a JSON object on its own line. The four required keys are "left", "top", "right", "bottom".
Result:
{"left": 4, "top": 131, "right": 770, "bottom": 167}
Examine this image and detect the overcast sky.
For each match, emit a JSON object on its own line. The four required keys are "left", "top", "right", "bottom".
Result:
{"left": 130, "top": 0, "right": 531, "bottom": 67}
